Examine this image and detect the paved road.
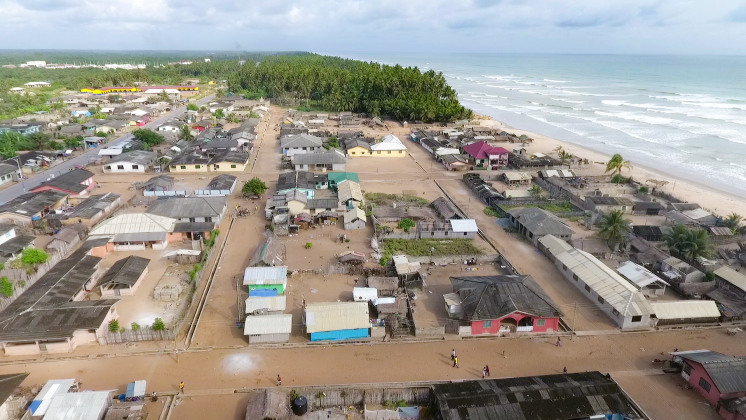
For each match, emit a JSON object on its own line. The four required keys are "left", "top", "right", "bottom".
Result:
{"left": 0, "top": 93, "right": 216, "bottom": 203}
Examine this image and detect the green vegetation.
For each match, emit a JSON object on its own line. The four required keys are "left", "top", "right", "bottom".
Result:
{"left": 186, "top": 103, "right": 199, "bottom": 111}
{"left": 213, "top": 108, "right": 225, "bottom": 119}
{"left": 323, "top": 136, "right": 340, "bottom": 150}
{"left": 638, "top": 186, "right": 649, "bottom": 194}
{"left": 483, "top": 207, "right": 500, "bottom": 217}
{"left": 663, "top": 224, "right": 714, "bottom": 261}
{"left": 365, "top": 192, "right": 429, "bottom": 205}
{"left": 384, "top": 399, "right": 407, "bottom": 410}
{"left": 21, "top": 248, "right": 49, "bottom": 266}
{"left": 188, "top": 263, "right": 203, "bottom": 282}
{"left": 605, "top": 153, "right": 633, "bottom": 177}
{"left": 131, "top": 322, "right": 141, "bottom": 331}
{"left": 16, "top": 280, "right": 25, "bottom": 289}
{"left": 0, "top": 277, "right": 12, "bottom": 298}
{"left": 502, "top": 201, "right": 575, "bottom": 213}
{"left": 203, "top": 229, "right": 220, "bottom": 248}
{"left": 529, "top": 184, "right": 543, "bottom": 199}
{"left": 152, "top": 318, "right": 166, "bottom": 331}
{"left": 108, "top": 319, "right": 120, "bottom": 333}
{"left": 178, "top": 125, "right": 193, "bottom": 141}
{"left": 305, "top": 242, "right": 313, "bottom": 249}
{"left": 397, "top": 219, "right": 416, "bottom": 232}
{"left": 611, "top": 174, "right": 627, "bottom": 184}
{"left": 705, "top": 271, "right": 716, "bottom": 282}
{"left": 64, "top": 136, "right": 84, "bottom": 149}
{"left": 132, "top": 129, "right": 166, "bottom": 148}
{"left": 381, "top": 239, "right": 482, "bottom": 262}
{"left": 597, "top": 210, "right": 632, "bottom": 251}
{"left": 243, "top": 177, "right": 268, "bottom": 197}
{"left": 723, "top": 212, "right": 743, "bottom": 233}
{"left": 232, "top": 55, "right": 472, "bottom": 122}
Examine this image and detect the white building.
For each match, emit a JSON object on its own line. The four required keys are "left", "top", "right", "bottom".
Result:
{"left": 25, "top": 61, "right": 46, "bottom": 67}
{"left": 24, "top": 81, "right": 51, "bottom": 88}
{"left": 617, "top": 261, "right": 670, "bottom": 297}
{"left": 102, "top": 150, "right": 157, "bottom": 174}
{"left": 158, "top": 123, "right": 180, "bottom": 132}
{"left": 243, "top": 314, "right": 292, "bottom": 344}
{"left": 370, "top": 134, "right": 408, "bottom": 157}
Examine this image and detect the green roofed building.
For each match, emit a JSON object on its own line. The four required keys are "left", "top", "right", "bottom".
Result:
{"left": 328, "top": 172, "right": 360, "bottom": 189}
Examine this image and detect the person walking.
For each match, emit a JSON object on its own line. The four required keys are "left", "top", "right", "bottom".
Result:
{"left": 556, "top": 337, "right": 562, "bottom": 347}
{"left": 485, "top": 365, "right": 490, "bottom": 377}
{"left": 563, "top": 367, "right": 567, "bottom": 373}
{"left": 276, "top": 375, "right": 282, "bottom": 386}
{"left": 482, "top": 366, "right": 487, "bottom": 379}
{"left": 453, "top": 356, "right": 459, "bottom": 368}
{"left": 451, "top": 349, "right": 456, "bottom": 361}
{"left": 179, "top": 381, "right": 185, "bottom": 393}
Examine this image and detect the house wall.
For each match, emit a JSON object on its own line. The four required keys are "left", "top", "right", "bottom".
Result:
{"left": 283, "top": 146, "right": 321, "bottom": 156}
{"left": 469, "top": 313, "right": 559, "bottom": 335}
{"left": 211, "top": 161, "right": 248, "bottom": 172}
{"left": 169, "top": 164, "right": 209, "bottom": 173}
{"left": 89, "top": 243, "right": 114, "bottom": 258}
{"left": 2, "top": 342, "right": 42, "bottom": 356}
{"left": 418, "top": 230, "right": 476, "bottom": 240}
{"left": 347, "top": 146, "right": 370, "bottom": 157}
{"left": 0, "top": 229, "right": 16, "bottom": 246}
{"left": 248, "top": 284, "right": 285, "bottom": 294}
{"left": 287, "top": 200, "right": 308, "bottom": 216}
{"left": 100, "top": 267, "right": 148, "bottom": 297}
{"left": 332, "top": 163, "right": 346, "bottom": 171}
{"left": 370, "top": 150, "right": 407, "bottom": 158}
{"left": 310, "top": 328, "right": 370, "bottom": 341}
{"left": 102, "top": 162, "right": 148, "bottom": 173}
{"left": 680, "top": 361, "right": 746, "bottom": 406}
{"left": 248, "top": 333, "right": 290, "bottom": 344}
{"left": 344, "top": 219, "right": 367, "bottom": 230}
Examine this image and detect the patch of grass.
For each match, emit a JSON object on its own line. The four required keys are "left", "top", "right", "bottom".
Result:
{"left": 483, "top": 206, "right": 500, "bottom": 217}
{"left": 502, "top": 201, "right": 576, "bottom": 213}
{"left": 365, "top": 192, "right": 429, "bottom": 205}
{"left": 382, "top": 239, "right": 482, "bottom": 260}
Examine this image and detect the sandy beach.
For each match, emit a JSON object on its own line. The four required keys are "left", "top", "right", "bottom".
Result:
{"left": 480, "top": 117, "right": 746, "bottom": 217}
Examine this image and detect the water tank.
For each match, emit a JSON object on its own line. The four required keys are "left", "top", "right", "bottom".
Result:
{"left": 291, "top": 396, "right": 308, "bottom": 416}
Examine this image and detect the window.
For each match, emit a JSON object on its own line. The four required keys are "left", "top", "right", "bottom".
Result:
{"left": 377, "top": 151, "right": 381, "bottom": 154}
{"left": 399, "top": 151, "right": 403, "bottom": 154}
{"left": 464, "top": 232, "right": 467, "bottom": 236}
{"left": 683, "top": 363, "right": 692, "bottom": 375}
{"left": 612, "top": 308, "right": 620, "bottom": 317}
{"left": 572, "top": 274, "right": 578, "bottom": 281}
{"left": 205, "top": 217, "right": 212, "bottom": 222}
{"left": 195, "top": 165, "right": 201, "bottom": 169}
{"left": 562, "top": 264, "right": 567, "bottom": 271}
{"left": 180, "top": 166, "right": 186, "bottom": 170}
{"left": 529, "top": 232, "right": 534, "bottom": 238}
{"left": 631, "top": 315, "right": 642, "bottom": 323}
{"left": 132, "top": 165, "right": 139, "bottom": 170}
{"left": 351, "top": 152, "right": 355, "bottom": 155}
{"left": 584, "top": 284, "right": 591, "bottom": 292}
{"left": 597, "top": 296, "right": 604, "bottom": 304}
{"left": 117, "top": 165, "right": 124, "bottom": 170}
{"left": 189, "top": 218, "right": 196, "bottom": 223}
{"left": 214, "top": 165, "right": 220, "bottom": 169}
{"left": 388, "top": 151, "right": 392, "bottom": 154}
{"left": 302, "top": 147, "right": 307, "bottom": 151}
{"left": 536, "top": 319, "right": 545, "bottom": 326}
{"left": 231, "top": 165, "right": 237, "bottom": 168}
{"left": 170, "top": 166, "right": 176, "bottom": 169}
{"left": 483, "top": 320, "right": 492, "bottom": 328}
{"left": 699, "top": 378, "right": 711, "bottom": 392}
{"left": 104, "top": 166, "right": 111, "bottom": 170}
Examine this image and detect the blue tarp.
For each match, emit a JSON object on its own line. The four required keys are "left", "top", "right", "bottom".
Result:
{"left": 398, "top": 407, "right": 420, "bottom": 419}
{"left": 29, "top": 400, "right": 42, "bottom": 414}
{"left": 249, "top": 289, "right": 279, "bottom": 297}
{"left": 310, "top": 328, "right": 369, "bottom": 341}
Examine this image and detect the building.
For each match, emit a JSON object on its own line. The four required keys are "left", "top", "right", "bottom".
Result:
{"left": 432, "top": 372, "right": 648, "bottom": 420}
{"left": 147, "top": 196, "right": 227, "bottom": 224}
{"left": 431, "top": 197, "right": 460, "bottom": 220}
{"left": 343, "top": 207, "right": 367, "bottom": 230}
{"left": 539, "top": 235, "right": 656, "bottom": 330}
{"left": 507, "top": 207, "right": 575, "bottom": 246}
{"left": 501, "top": 171, "right": 533, "bottom": 185}
{"left": 245, "top": 295, "right": 287, "bottom": 314}
{"left": 633, "top": 201, "right": 665, "bottom": 216}
{"left": 0, "top": 235, "right": 35, "bottom": 263}
{"left": 0, "top": 250, "right": 118, "bottom": 355}
{"left": 43, "top": 390, "right": 111, "bottom": 420}
{"left": 201, "top": 174, "right": 238, "bottom": 194}
{"left": 672, "top": 350, "right": 746, "bottom": 408}
{"left": 304, "top": 302, "right": 370, "bottom": 341}
{"left": 0, "top": 372, "right": 30, "bottom": 420}
{"left": 661, "top": 256, "right": 705, "bottom": 283}
{"left": 344, "top": 139, "right": 371, "bottom": 156}
{"left": 0, "top": 122, "right": 42, "bottom": 135}
{"left": 98, "top": 256, "right": 150, "bottom": 297}
{"left": 276, "top": 171, "right": 329, "bottom": 197}
{"left": 617, "top": 261, "right": 670, "bottom": 297}
{"left": 369, "top": 134, "right": 407, "bottom": 157}
{"left": 0, "top": 190, "right": 68, "bottom": 225}
{"left": 243, "top": 266, "right": 288, "bottom": 296}
{"left": 65, "top": 193, "right": 121, "bottom": 226}
{"left": 23, "top": 81, "right": 51, "bottom": 87}
{"left": 633, "top": 225, "right": 664, "bottom": 242}
{"left": 89, "top": 213, "right": 181, "bottom": 250}
{"left": 169, "top": 149, "right": 249, "bottom": 173}
{"left": 337, "top": 180, "right": 363, "bottom": 209}
{"left": 462, "top": 141, "right": 509, "bottom": 169}
{"left": 291, "top": 150, "right": 347, "bottom": 171}
{"left": 280, "top": 134, "right": 324, "bottom": 156}
{"left": 417, "top": 219, "right": 478, "bottom": 239}
{"left": 0, "top": 164, "right": 19, "bottom": 187}
{"left": 445, "top": 275, "right": 563, "bottom": 335}
{"left": 650, "top": 301, "right": 721, "bottom": 326}
{"left": 584, "top": 196, "right": 634, "bottom": 215}
{"left": 31, "top": 169, "right": 95, "bottom": 196}
{"left": 102, "top": 150, "right": 156, "bottom": 173}
{"left": 243, "top": 314, "right": 292, "bottom": 344}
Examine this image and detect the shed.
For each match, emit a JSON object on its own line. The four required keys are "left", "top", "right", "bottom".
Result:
{"left": 98, "top": 256, "right": 150, "bottom": 297}
{"left": 353, "top": 287, "right": 378, "bottom": 302}
{"left": 366, "top": 277, "right": 399, "bottom": 296}
{"left": 431, "top": 197, "right": 459, "bottom": 220}
{"left": 245, "top": 296, "right": 287, "bottom": 314}
{"left": 243, "top": 266, "right": 287, "bottom": 295}
{"left": 244, "top": 389, "right": 291, "bottom": 420}
{"left": 616, "top": 261, "right": 669, "bottom": 297}
{"left": 42, "top": 391, "right": 111, "bottom": 420}
{"left": 243, "top": 314, "right": 292, "bottom": 344}
{"left": 304, "top": 302, "right": 370, "bottom": 341}
{"left": 650, "top": 301, "right": 720, "bottom": 325}
{"left": 633, "top": 225, "right": 664, "bottom": 242}
{"left": 343, "top": 207, "right": 367, "bottom": 230}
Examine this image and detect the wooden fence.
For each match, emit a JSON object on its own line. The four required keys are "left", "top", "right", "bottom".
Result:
{"left": 290, "top": 384, "right": 432, "bottom": 411}
{"left": 98, "top": 326, "right": 177, "bottom": 344}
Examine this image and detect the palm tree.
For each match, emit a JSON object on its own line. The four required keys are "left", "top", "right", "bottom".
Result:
{"left": 605, "top": 154, "right": 633, "bottom": 177}
{"left": 663, "top": 225, "right": 714, "bottom": 261}
{"left": 558, "top": 150, "right": 573, "bottom": 168}
{"left": 529, "top": 185, "right": 543, "bottom": 199}
{"left": 597, "top": 210, "right": 632, "bottom": 251}
{"left": 723, "top": 212, "right": 743, "bottom": 233}
{"left": 178, "top": 125, "right": 194, "bottom": 141}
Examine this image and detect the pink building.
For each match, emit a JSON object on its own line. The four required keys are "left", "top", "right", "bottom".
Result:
{"left": 672, "top": 350, "right": 746, "bottom": 419}
{"left": 462, "top": 141, "right": 509, "bottom": 170}
{"left": 31, "top": 168, "right": 95, "bottom": 196}
{"left": 444, "top": 275, "right": 562, "bottom": 335}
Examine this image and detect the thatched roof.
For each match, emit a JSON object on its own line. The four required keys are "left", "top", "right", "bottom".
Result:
{"left": 431, "top": 197, "right": 458, "bottom": 219}
{"left": 245, "top": 389, "right": 291, "bottom": 420}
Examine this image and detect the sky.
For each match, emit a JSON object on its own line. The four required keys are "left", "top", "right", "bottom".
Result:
{"left": 2, "top": 0, "right": 746, "bottom": 54}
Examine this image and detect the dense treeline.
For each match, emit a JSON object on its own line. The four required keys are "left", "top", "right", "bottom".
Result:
{"left": 230, "top": 55, "right": 472, "bottom": 122}
{"left": 0, "top": 50, "right": 308, "bottom": 65}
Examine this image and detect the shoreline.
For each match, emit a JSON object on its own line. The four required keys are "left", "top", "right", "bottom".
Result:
{"left": 475, "top": 115, "right": 746, "bottom": 217}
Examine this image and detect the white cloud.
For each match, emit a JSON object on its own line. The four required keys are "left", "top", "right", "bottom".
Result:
{"left": 0, "top": 0, "right": 743, "bottom": 53}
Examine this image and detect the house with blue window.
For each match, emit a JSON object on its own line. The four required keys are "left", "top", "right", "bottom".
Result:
{"left": 337, "top": 180, "right": 363, "bottom": 210}
{"left": 0, "top": 122, "right": 42, "bottom": 135}
{"left": 304, "top": 302, "right": 370, "bottom": 341}
{"left": 243, "top": 266, "right": 287, "bottom": 297}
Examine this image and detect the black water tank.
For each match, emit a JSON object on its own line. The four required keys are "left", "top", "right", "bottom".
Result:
{"left": 291, "top": 396, "right": 308, "bottom": 416}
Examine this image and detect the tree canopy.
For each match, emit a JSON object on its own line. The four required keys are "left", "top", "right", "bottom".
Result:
{"left": 243, "top": 177, "right": 268, "bottom": 196}
{"left": 605, "top": 154, "right": 633, "bottom": 176}
{"left": 230, "top": 55, "right": 473, "bottom": 123}
{"left": 133, "top": 129, "right": 166, "bottom": 148}
{"left": 663, "top": 224, "right": 714, "bottom": 261}
{"left": 21, "top": 248, "right": 49, "bottom": 266}
{"left": 597, "top": 210, "right": 632, "bottom": 251}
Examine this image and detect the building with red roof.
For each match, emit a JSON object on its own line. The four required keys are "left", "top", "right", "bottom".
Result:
{"left": 462, "top": 141, "right": 509, "bottom": 169}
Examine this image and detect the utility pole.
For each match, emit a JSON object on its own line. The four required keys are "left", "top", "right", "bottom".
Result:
{"left": 571, "top": 302, "right": 577, "bottom": 341}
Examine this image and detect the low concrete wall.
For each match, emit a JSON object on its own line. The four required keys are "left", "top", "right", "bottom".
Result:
{"left": 415, "top": 325, "right": 444, "bottom": 337}
{"left": 407, "top": 254, "right": 499, "bottom": 265}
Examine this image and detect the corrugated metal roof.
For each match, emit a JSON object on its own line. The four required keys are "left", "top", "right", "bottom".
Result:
{"left": 541, "top": 235, "right": 653, "bottom": 317}
{"left": 304, "top": 302, "right": 369, "bottom": 333}
{"left": 337, "top": 180, "right": 363, "bottom": 203}
{"left": 243, "top": 314, "right": 292, "bottom": 335}
{"left": 616, "top": 261, "right": 670, "bottom": 288}
{"left": 353, "top": 287, "right": 378, "bottom": 302}
{"left": 90, "top": 213, "right": 176, "bottom": 235}
{"left": 42, "top": 391, "right": 110, "bottom": 420}
{"left": 243, "top": 266, "right": 288, "bottom": 285}
{"left": 245, "top": 296, "right": 287, "bottom": 313}
{"left": 714, "top": 266, "right": 746, "bottom": 292}
{"left": 344, "top": 207, "right": 366, "bottom": 223}
{"left": 371, "top": 134, "right": 406, "bottom": 151}
{"left": 651, "top": 301, "right": 720, "bottom": 319}
{"left": 449, "top": 219, "right": 478, "bottom": 233}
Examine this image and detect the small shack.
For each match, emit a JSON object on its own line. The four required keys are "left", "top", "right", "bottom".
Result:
{"left": 343, "top": 207, "right": 367, "bottom": 230}
{"left": 244, "top": 266, "right": 288, "bottom": 296}
{"left": 243, "top": 314, "right": 292, "bottom": 344}
{"left": 245, "top": 295, "right": 287, "bottom": 314}
{"left": 244, "top": 389, "right": 291, "bottom": 420}
{"left": 617, "top": 261, "right": 669, "bottom": 297}
{"left": 366, "top": 276, "right": 399, "bottom": 296}
{"left": 47, "top": 228, "right": 80, "bottom": 252}
{"left": 304, "top": 302, "right": 370, "bottom": 341}
{"left": 99, "top": 255, "right": 150, "bottom": 297}
{"left": 339, "top": 250, "right": 366, "bottom": 264}
{"left": 650, "top": 301, "right": 721, "bottom": 325}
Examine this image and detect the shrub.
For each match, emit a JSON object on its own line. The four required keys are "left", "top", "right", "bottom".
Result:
{"left": 0, "top": 262, "right": 4, "bottom": 271}
{"left": 483, "top": 207, "right": 500, "bottom": 217}
{"left": 611, "top": 174, "right": 627, "bottom": 184}
{"left": 17, "top": 280, "right": 25, "bottom": 288}
{"left": 131, "top": 322, "right": 141, "bottom": 331}
{"left": 305, "top": 242, "right": 313, "bottom": 249}
{"left": 243, "top": 177, "right": 268, "bottom": 197}
{"left": 152, "top": 318, "right": 166, "bottom": 330}
{"left": 0, "top": 277, "right": 12, "bottom": 298}
{"left": 21, "top": 248, "right": 49, "bottom": 266}
{"left": 345, "top": 238, "right": 351, "bottom": 243}
{"left": 108, "top": 319, "right": 120, "bottom": 333}
{"left": 705, "top": 271, "right": 716, "bottom": 282}
{"left": 638, "top": 186, "right": 649, "bottom": 194}
{"left": 187, "top": 103, "right": 199, "bottom": 111}
{"left": 189, "top": 263, "right": 203, "bottom": 282}
{"left": 398, "top": 218, "right": 416, "bottom": 232}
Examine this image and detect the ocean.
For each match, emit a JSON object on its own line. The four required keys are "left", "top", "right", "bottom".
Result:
{"left": 331, "top": 53, "right": 746, "bottom": 198}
